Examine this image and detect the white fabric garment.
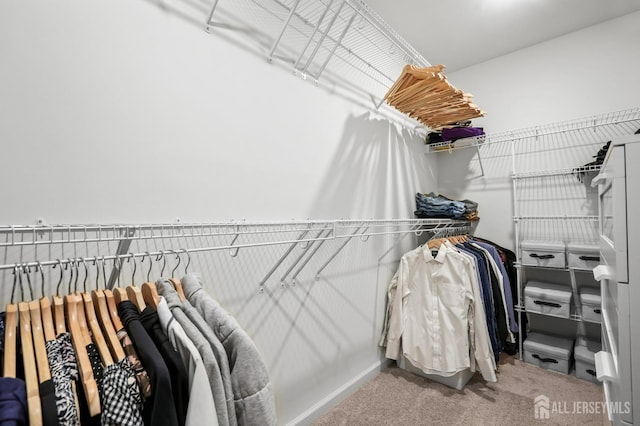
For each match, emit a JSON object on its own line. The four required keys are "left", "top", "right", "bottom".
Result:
{"left": 386, "top": 244, "right": 479, "bottom": 377}
{"left": 156, "top": 297, "right": 219, "bottom": 426}
{"left": 470, "top": 242, "right": 515, "bottom": 344}
{"left": 444, "top": 241, "right": 497, "bottom": 381}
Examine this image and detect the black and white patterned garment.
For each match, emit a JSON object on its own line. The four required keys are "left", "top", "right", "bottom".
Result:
{"left": 100, "top": 358, "right": 144, "bottom": 426}
{"left": 86, "top": 343, "right": 104, "bottom": 386}
{"left": 45, "top": 332, "right": 80, "bottom": 426}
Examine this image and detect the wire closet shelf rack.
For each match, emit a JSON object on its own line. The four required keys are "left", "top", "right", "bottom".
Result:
{"left": 204, "top": 0, "right": 430, "bottom": 129}
{"left": 0, "top": 219, "right": 472, "bottom": 294}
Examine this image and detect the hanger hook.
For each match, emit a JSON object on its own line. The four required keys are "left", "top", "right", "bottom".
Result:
{"left": 114, "top": 257, "right": 121, "bottom": 288}
{"left": 128, "top": 253, "right": 137, "bottom": 284}
{"left": 171, "top": 250, "right": 181, "bottom": 277}
{"left": 79, "top": 257, "right": 89, "bottom": 292}
{"left": 22, "top": 263, "right": 34, "bottom": 301}
{"left": 54, "top": 259, "right": 64, "bottom": 297}
{"left": 73, "top": 258, "right": 80, "bottom": 293}
{"left": 11, "top": 264, "right": 23, "bottom": 304}
{"left": 92, "top": 257, "right": 98, "bottom": 289}
{"left": 144, "top": 252, "right": 153, "bottom": 282}
{"left": 183, "top": 249, "right": 191, "bottom": 275}
{"left": 101, "top": 256, "right": 107, "bottom": 289}
{"left": 160, "top": 252, "right": 167, "bottom": 277}
{"left": 36, "top": 261, "right": 45, "bottom": 298}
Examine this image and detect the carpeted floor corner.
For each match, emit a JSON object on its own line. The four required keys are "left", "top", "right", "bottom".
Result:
{"left": 314, "top": 354, "right": 605, "bottom": 425}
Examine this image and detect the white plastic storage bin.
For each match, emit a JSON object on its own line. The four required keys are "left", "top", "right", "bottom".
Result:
{"left": 579, "top": 287, "right": 602, "bottom": 323}
{"left": 525, "top": 281, "right": 572, "bottom": 318}
{"left": 523, "top": 332, "right": 574, "bottom": 374}
{"left": 521, "top": 240, "right": 566, "bottom": 268}
{"left": 574, "top": 338, "right": 602, "bottom": 384}
{"left": 567, "top": 242, "right": 600, "bottom": 270}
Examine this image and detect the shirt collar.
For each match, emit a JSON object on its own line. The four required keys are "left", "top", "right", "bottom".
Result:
{"left": 424, "top": 243, "right": 447, "bottom": 263}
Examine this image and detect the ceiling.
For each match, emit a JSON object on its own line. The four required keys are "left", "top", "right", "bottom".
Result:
{"left": 366, "top": 0, "right": 640, "bottom": 72}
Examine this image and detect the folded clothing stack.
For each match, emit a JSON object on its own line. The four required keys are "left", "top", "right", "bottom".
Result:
{"left": 415, "top": 192, "right": 479, "bottom": 220}
{"left": 426, "top": 123, "right": 485, "bottom": 145}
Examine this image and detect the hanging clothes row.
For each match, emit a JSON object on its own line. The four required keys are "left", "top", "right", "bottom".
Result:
{"left": 0, "top": 260, "right": 277, "bottom": 426}
{"left": 379, "top": 235, "right": 518, "bottom": 384}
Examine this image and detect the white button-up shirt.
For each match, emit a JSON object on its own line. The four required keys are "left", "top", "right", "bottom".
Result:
{"left": 386, "top": 244, "right": 494, "bottom": 379}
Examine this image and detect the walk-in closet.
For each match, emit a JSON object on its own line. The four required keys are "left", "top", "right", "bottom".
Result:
{"left": 1, "top": 1, "right": 639, "bottom": 425}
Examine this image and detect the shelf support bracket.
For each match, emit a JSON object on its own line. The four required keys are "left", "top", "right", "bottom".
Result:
{"left": 303, "top": 0, "right": 346, "bottom": 74}
{"left": 313, "top": 8, "right": 358, "bottom": 81}
{"left": 294, "top": 0, "right": 334, "bottom": 71}
{"left": 258, "top": 228, "right": 310, "bottom": 292}
{"left": 290, "top": 229, "right": 333, "bottom": 285}
{"left": 268, "top": 0, "right": 302, "bottom": 63}
{"left": 315, "top": 225, "right": 366, "bottom": 280}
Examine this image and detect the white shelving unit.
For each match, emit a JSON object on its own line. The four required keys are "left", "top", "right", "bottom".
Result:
{"left": 512, "top": 164, "right": 603, "bottom": 361}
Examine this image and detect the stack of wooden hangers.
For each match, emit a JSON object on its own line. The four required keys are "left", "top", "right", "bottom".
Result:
{"left": 384, "top": 64, "right": 486, "bottom": 129}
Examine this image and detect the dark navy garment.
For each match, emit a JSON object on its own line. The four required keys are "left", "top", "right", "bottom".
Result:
{"left": 472, "top": 241, "right": 518, "bottom": 334}
{"left": 458, "top": 244, "right": 501, "bottom": 362}
{"left": 0, "top": 377, "right": 27, "bottom": 426}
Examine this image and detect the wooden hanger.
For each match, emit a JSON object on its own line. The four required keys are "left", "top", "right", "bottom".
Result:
{"left": 3, "top": 266, "right": 21, "bottom": 378}
{"left": 32, "top": 263, "right": 56, "bottom": 342}
{"left": 19, "top": 301, "right": 43, "bottom": 426}
{"left": 3, "top": 303, "right": 18, "bottom": 378}
{"left": 168, "top": 250, "right": 187, "bottom": 301}
{"left": 141, "top": 282, "right": 160, "bottom": 309}
{"left": 384, "top": 63, "right": 485, "bottom": 129}
{"left": 125, "top": 254, "right": 146, "bottom": 311}
{"left": 28, "top": 300, "right": 52, "bottom": 385}
{"left": 140, "top": 253, "right": 160, "bottom": 308}
{"left": 92, "top": 289, "right": 125, "bottom": 361}
{"left": 40, "top": 297, "right": 56, "bottom": 342}
{"left": 65, "top": 293, "right": 101, "bottom": 417}
{"left": 113, "top": 287, "right": 129, "bottom": 304}
{"left": 82, "top": 292, "right": 113, "bottom": 366}
{"left": 170, "top": 278, "right": 187, "bottom": 302}
{"left": 103, "top": 289, "right": 124, "bottom": 331}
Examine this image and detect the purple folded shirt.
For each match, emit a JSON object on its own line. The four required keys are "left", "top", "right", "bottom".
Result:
{"left": 441, "top": 126, "right": 484, "bottom": 142}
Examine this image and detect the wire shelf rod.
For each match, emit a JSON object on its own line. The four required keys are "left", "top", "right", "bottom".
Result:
{"left": 512, "top": 164, "right": 602, "bottom": 179}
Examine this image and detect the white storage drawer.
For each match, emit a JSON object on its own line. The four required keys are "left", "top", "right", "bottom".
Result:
{"left": 579, "top": 287, "right": 601, "bottom": 323}
{"left": 521, "top": 240, "right": 566, "bottom": 268}
{"left": 525, "top": 281, "right": 572, "bottom": 318}
{"left": 575, "top": 338, "right": 602, "bottom": 384}
{"left": 567, "top": 242, "right": 600, "bottom": 270}
{"left": 523, "top": 332, "right": 574, "bottom": 374}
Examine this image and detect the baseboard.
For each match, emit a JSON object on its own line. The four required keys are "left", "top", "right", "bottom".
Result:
{"left": 286, "top": 359, "right": 392, "bottom": 426}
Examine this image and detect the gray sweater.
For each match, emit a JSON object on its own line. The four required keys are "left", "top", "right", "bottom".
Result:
{"left": 156, "top": 279, "right": 232, "bottom": 426}
{"left": 181, "top": 274, "right": 277, "bottom": 426}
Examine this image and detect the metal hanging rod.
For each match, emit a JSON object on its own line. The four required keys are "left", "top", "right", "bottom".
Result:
{"left": 0, "top": 219, "right": 469, "bottom": 247}
{"left": 513, "top": 215, "right": 599, "bottom": 221}
{"left": 0, "top": 219, "right": 471, "bottom": 272}
{"left": 512, "top": 164, "right": 602, "bottom": 179}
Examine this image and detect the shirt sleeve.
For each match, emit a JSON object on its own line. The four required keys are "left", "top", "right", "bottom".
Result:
{"left": 385, "top": 254, "right": 411, "bottom": 361}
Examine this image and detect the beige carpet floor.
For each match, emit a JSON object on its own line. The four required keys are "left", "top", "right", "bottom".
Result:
{"left": 314, "top": 354, "right": 605, "bottom": 426}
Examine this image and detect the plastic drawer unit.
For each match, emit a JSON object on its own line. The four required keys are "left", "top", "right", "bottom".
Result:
{"left": 523, "top": 332, "right": 574, "bottom": 374}
{"left": 574, "top": 338, "right": 602, "bottom": 384}
{"left": 567, "top": 242, "right": 600, "bottom": 270}
{"left": 579, "top": 287, "right": 601, "bottom": 323}
{"left": 525, "top": 281, "right": 572, "bottom": 318}
{"left": 521, "top": 240, "right": 566, "bottom": 268}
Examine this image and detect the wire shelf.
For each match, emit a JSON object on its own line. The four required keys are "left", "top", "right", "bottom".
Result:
{"left": 512, "top": 164, "right": 602, "bottom": 179}
{"left": 205, "top": 0, "right": 429, "bottom": 126}
{"left": 0, "top": 219, "right": 470, "bottom": 248}
{"left": 513, "top": 215, "right": 599, "bottom": 221}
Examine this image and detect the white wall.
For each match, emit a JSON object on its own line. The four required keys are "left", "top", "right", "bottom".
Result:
{"left": 436, "top": 11, "right": 640, "bottom": 250}
{"left": 0, "top": 1, "right": 434, "bottom": 424}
